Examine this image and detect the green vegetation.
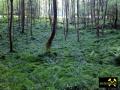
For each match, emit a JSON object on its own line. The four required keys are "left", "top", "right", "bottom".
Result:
{"left": 0, "top": 21, "right": 120, "bottom": 90}
{"left": 0, "top": 0, "right": 119, "bottom": 89}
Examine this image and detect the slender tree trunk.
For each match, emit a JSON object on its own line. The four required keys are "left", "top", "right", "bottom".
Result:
{"left": 83, "top": 0, "right": 86, "bottom": 28}
{"left": 7, "top": 0, "right": 10, "bottom": 28}
{"left": 102, "top": 0, "right": 108, "bottom": 35}
{"left": 30, "top": 0, "right": 33, "bottom": 37}
{"left": 9, "top": 0, "right": 13, "bottom": 52}
{"left": 93, "top": 0, "right": 96, "bottom": 26}
{"left": 96, "top": 0, "right": 100, "bottom": 37}
{"left": 65, "top": 0, "right": 69, "bottom": 40}
{"left": 48, "top": 0, "right": 53, "bottom": 31}
{"left": 77, "top": 0, "right": 80, "bottom": 42}
{"left": 114, "top": 0, "right": 118, "bottom": 29}
{"left": 90, "top": 0, "right": 94, "bottom": 28}
{"left": 38, "top": 0, "right": 41, "bottom": 22}
{"left": 46, "top": 0, "right": 57, "bottom": 52}
{"left": 21, "top": 0, "right": 25, "bottom": 33}
{"left": 18, "top": 0, "right": 21, "bottom": 29}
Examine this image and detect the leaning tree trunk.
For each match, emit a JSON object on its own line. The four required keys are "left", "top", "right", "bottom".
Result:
{"left": 9, "top": 0, "right": 13, "bottom": 52}
{"left": 46, "top": 0, "right": 57, "bottom": 52}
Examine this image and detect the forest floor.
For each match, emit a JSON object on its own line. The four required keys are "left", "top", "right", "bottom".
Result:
{"left": 0, "top": 21, "right": 120, "bottom": 90}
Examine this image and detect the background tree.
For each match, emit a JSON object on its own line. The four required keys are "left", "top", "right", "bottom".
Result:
{"left": 77, "top": 0, "right": 80, "bottom": 42}
{"left": 64, "top": 0, "right": 69, "bottom": 41}
{"left": 114, "top": 0, "right": 118, "bottom": 29}
{"left": 9, "top": 0, "right": 14, "bottom": 52}
{"left": 21, "top": 0, "right": 25, "bottom": 33}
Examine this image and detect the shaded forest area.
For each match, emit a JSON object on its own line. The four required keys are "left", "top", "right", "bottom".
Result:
{"left": 0, "top": 0, "right": 120, "bottom": 90}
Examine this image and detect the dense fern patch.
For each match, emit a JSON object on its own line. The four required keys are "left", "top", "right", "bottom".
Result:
{"left": 0, "top": 22, "right": 120, "bottom": 90}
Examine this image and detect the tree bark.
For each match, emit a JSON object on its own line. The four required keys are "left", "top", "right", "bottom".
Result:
{"left": 46, "top": 0, "right": 57, "bottom": 52}
{"left": 9, "top": 0, "right": 13, "bottom": 52}
{"left": 114, "top": 0, "right": 118, "bottom": 29}
{"left": 77, "top": 0, "right": 80, "bottom": 42}
{"left": 21, "top": 0, "right": 25, "bottom": 33}
{"left": 102, "top": 0, "right": 108, "bottom": 35}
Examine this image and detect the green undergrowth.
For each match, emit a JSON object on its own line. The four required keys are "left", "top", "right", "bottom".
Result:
{"left": 0, "top": 22, "right": 120, "bottom": 90}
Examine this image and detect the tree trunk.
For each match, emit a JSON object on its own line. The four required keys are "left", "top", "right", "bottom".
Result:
{"left": 21, "top": 0, "right": 25, "bottom": 33}
{"left": 9, "top": 0, "right": 13, "bottom": 52}
{"left": 46, "top": 0, "right": 57, "bottom": 52}
{"left": 102, "top": 0, "right": 108, "bottom": 35}
{"left": 83, "top": 0, "right": 86, "bottom": 28}
{"left": 114, "top": 0, "right": 118, "bottom": 29}
{"left": 96, "top": 0, "right": 100, "bottom": 37}
{"left": 30, "top": 0, "right": 33, "bottom": 37}
{"left": 64, "top": 0, "right": 69, "bottom": 41}
{"left": 77, "top": 0, "right": 80, "bottom": 42}
{"left": 90, "top": 0, "right": 94, "bottom": 28}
